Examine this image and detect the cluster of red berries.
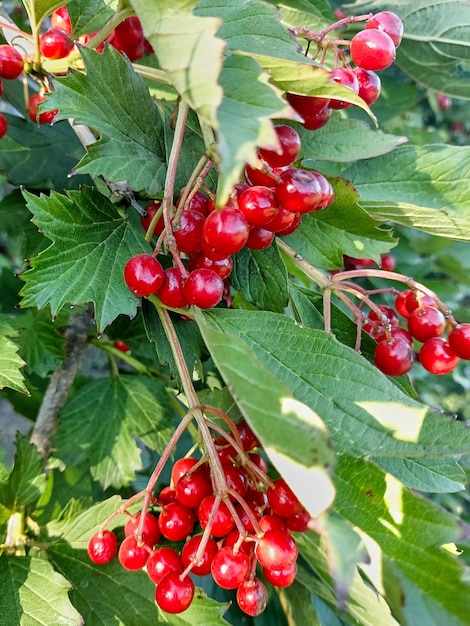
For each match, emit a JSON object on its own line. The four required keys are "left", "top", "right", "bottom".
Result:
{"left": 0, "top": 44, "right": 26, "bottom": 137}
{"left": 287, "top": 11, "right": 404, "bottom": 130}
{"left": 87, "top": 420, "right": 310, "bottom": 616}
{"left": 124, "top": 124, "right": 334, "bottom": 309}
{"left": 366, "top": 290, "right": 470, "bottom": 376}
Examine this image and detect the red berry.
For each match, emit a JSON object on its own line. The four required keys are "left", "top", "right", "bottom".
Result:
{"left": 183, "top": 268, "right": 224, "bottom": 309}
{"left": 448, "top": 323, "right": 470, "bottom": 359}
{"left": 238, "top": 186, "right": 279, "bottom": 226}
{"left": 285, "top": 507, "right": 311, "bottom": 532}
{"left": 0, "top": 45, "right": 24, "bottom": 79}
{"left": 173, "top": 209, "right": 205, "bottom": 254}
{"left": 255, "top": 530, "right": 298, "bottom": 570}
{"left": 262, "top": 561, "right": 297, "bottom": 587}
{"left": 109, "top": 16, "right": 144, "bottom": 61}
{"left": 155, "top": 572, "right": 194, "bottom": 614}
{"left": 146, "top": 547, "right": 183, "bottom": 584}
{"left": 51, "top": 6, "right": 72, "bottom": 33}
{"left": 201, "top": 206, "right": 249, "bottom": 260}
{"left": 407, "top": 307, "right": 446, "bottom": 342}
{"left": 140, "top": 202, "right": 163, "bottom": 236}
{"left": 353, "top": 67, "right": 381, "bottom": 106}
{"left": 198, "top": 495, "right": 236, "bottom": 537}
{"left": 223, "top": 465, "right": 248, "bottom": 499}
{"left": 87, "top": 530, "right": 117, "bottom": 565}
{"left": 367, "top": 304, "right": 399, "bottom": 328}
{"left": 181, "top": 534, "right": 219, "bottom": 576}
{"left": 276, "top": 168, "right": 333, "bottom": 214}
{"left": 367, "top": 11, "right": 404, "bottom": 47}
{"left": 259, "top": 514, "right": 288, "bottom": 534}
{"left": 211, "top": 545, "right": 251, "bottom": 589}
{"left": 188, "top": 252, "right": 233, "bottom": 280}
{"left": 350, "top": 30, "right": 396, "bottom": 71}
{"left": 27, "top": 93, "right": 58, "bottom": 124}
{"left": 157, "top": 267, "right": 187, "bottom": 309}
{"left": 113, "top": 340, "right": 130, "bottom": 352}
{"left": 301, "top": 106, "right": 332, "bottom": 131}
{"left": 419, "top": 338, "right": 459, "bottom": 375}
{"left": 264, "top": 206, "right": 297, "bottom": 233}
{"left": 40, "top": 27, "right": 73, "bottom": 60}
{"left": 158, "top": 486, "right": 177, "bottom": 505}
{"left": 237, "top": 578, "right": 268, "bottom": 616}
{"left": 437, "top": 93, "right": 452, "bottom": 111}
{"left": 118, "top": 535, "right": 149, "bottom": 570}
{"left": 0, "top": 113, "right": 7, "bottom": 138}
{"left": 380, "top": 253, "right": 396, "bottom": 271}
{"left": 374, "top": 337, "right": 414, "bottom": 376}
{"left": 286, "top": 92, "right": 330, "bottom": 118}
{"left": 158, "top": 502, "right": 195, "bottom": 542}
{"left": 170, "top": 457, "right": 201, "bottom": 486}
{"left": 182, "top": 190, "right": 210, "bottom": 216}
{"left": 237, "top": 420, "right": 260, "bottom": 451}
{"left": 176, "top": 471, "right": 213, "bottom": 508}
{"left": 245, "top": 163, "right": 286, "bottom": 187}
{"left": 267, "top": 477, "right": 302, "bottom": 518}
{"left": 329, "top": 67, "right": 359, "bottom": 109}
{"left": 123, "top": 254, "right": 165, "bottom": 297}
{"left": 246, "top": 226, "right": 275, "bottom": 250}
{"left": 404, "top": 290, "right": 436, "bottom": 314}
{"left": 124, "top": 512, "right": 161, "bottom": 548}
{"left": 258, "top": 124, "right": 301, "bottom": 168}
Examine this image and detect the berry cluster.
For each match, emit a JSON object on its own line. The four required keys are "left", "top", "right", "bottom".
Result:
{"left": 287, "top": 11, "right": 404, "bottom": 130}
{"left": 124, "top": 124, "right": 334, "bottom": 309}
{"left": 0, "top": 44, "right": 25, "bottom": 136}
{"left": 366, "top": 289, "right": 470, "bottom": 377}
{"left": 87, "top": 420, "right": 310, "bottom": 616}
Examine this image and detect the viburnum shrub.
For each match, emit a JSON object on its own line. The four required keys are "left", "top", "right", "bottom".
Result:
{"left": 1, "top": 1, "right": 470, "bottom": 625}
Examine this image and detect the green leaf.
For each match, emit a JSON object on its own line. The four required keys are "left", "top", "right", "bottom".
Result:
{"left": 276, "top": 580, "right": 321, "bottom": 626}
{"left": 231, "top": 244, "right": 289, "bottom": 312}
{"left": 0, "top": 113, "right": 86, "bottom": 190}
{"left": 265, "top": 0, "right": 336, "bottom": 31}
{"left": 22, "top": 0, "right": 67, "bottom": 29}
{"left": 298, "top": 117, "right": 407, "bottom": 162}
{"left": 342, "top": 144, "right": 470, "bottom": 241}
{"left": 216, "top": 53, "right": 293, "bottom": 202}
{"left": 375, "top": 457, "right": 467, "bottom": 494}
{"left": 14, "top": 310, "right": 65, "bottom": 378}
{"left": 0, "top": 554, "right": 83, "bottom": 626}
{"left": 19, "top": 187, "right": 150, "bottom": 333}
{"left": 156, "top": 590, "right": 230, "bottom": 625}
{"left": 281, "top": 178, "right": 395, "bottom": 269}
{"left": 67, "top": 0, "right": 115, "bottom": 37}
{"left": 0, "top": 434, "right": 46, "bottom": 510}
{"left": 0, "top": 335, "right": 27, "bottom": 395}
{"left": 45, "top": 46, "right": 167, "bottom": 195}
{"left": 334, "top": 456, "right": 470, "bottom": 625}
{"left": 48, "top": 544, "right": 158, "bottom": 626}
{"left": 196, "top": 310, "right": 336, "bottom": 518}
{"left": 54, "top": 375, "right": 174, "bottom": 489}
{"left": 132, "top": 0, "right": 225, "bottom": 127}
{"left": 348, "top": 0, "right": 470, "bottom": 99}
{"left": 201, "top": 309, "right": 470, "bottom": 487}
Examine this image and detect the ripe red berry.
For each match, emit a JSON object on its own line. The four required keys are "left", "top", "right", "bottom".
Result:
{"left": 157, "top": 267, "right": 187, "bottom": 309}
{"left": 175, "top": 471, "right": 213, "bottom": 508}
{"left": 146, "top": 547, "right": 183, "bottom": 584}
{"left": 236, "top": 420, "right": 260, "bottom": 451}
{"left": 407, "top": 307, "right": 446, "bottom": 342}
{"left": 158, "top": 502, "right": 195, "bottom": 542}
{"left": 87, "top": 530, "right": 117, "bottom": 565}
{"left": 255, "top": 530, "right": 298, "bottom": 571}
{"left": 198, "top": 495, "right": 236, "bottom": 537}
{"left": 0, "top": 113, "right": 7, "bottom": 138}
{"left": 123, "top": 254, "right": 165, "bottom": 297}
{"left": 258, "top": 124, "right": 301, "bottom": 168}
{"left": 276, "top": 168, "right": 333, "bottom": 214}
{"left": 173, "top": 209, "right": 205, "bottom": 254}
{"left": 140, "top": 202, "right": 164, "bottom": 236}
{"left": 183, "top": 268, "right": 224, "bottom": 309}
{"left": 350, "top": 29, "right": 396, "bottom": 71}
{"left": 404, "top": 290, "right": 436, "bottom": 314}
{"left": 0, "top": 45, "right": 24, "bottom": 79}
{"left": 118, "top": 535, "right": 149, "bottom": 570}
{"left": 40, "top": 27, "right": 73, "bottom": 60}
{"left": 188, "top": 252, "right": 233, "bottom": 280}
{"left": 181, "top": 534, "right": 219, "bottom": 576}
{"left": 259, "top": 514, "right": 288, "bottom": 534}
{"left": 246, "top": 226, "right": 275, "bottom": 250}
{"left": 237, "top": 578, "right": 268, "bottom": 616}
{"left": 264, "top": 206, "right": 297, "bottom": 233}
{"left": 113, "top": 340, "right": 130, "bottom": 352}
{"left": 367, "top": 11, "right": 404, "bottom": 47}
{"left": 261, "top": 561, "right": 297, "bottom": 587}
{"left": 448, "top": 323, "right": 470, "bottom": 359}
{"left": 108, "top": 16, "right": 145, "bottom": 61}
{"left": 380, "top": 253, "right": 396, "bottom": 271}
{"left": 170, "top": 457, "right": 201, "bottom": 486}
{"left": 286, "top": 92, "right": 331, "bottom": 129}
{"left": 285, "top": 506, "right": 311, "bottom": 532}
{"left": 124, "top": 512, "right": 161, "bottom": 548}
{"left": 419, "top": 338, "right": 459, "bottom": 375}
{"left": 267, "top": 477, "right": 303, "bottom": 518}
{"left": 367, "top": 304, "right": 399, "bottom": 328}
{"left": 353, "top": 67, "right": 381, "bottom": 106}
{"left": 374, "top": 337, "right": 414, "bottom": 376}
{"left": 201, "top": 206, "right": 249, "bottom": 260}
{"left": 27, "top": 93, "right": 58, "bottom": 124}
{"left": 301, "top": 106, "right": 333, "bottom": 131}
{"left": 211, "top": 545, "right": 251, "bottom": 589}
{"left": 155, "top": 571, "right": 194, "bottom": 614}
{"left": 245, "top": 163, "right": 286, "bottom": 187}
{"left": 329, "top": 67, "right": 359, "bottom": 109}
{"left": 238, "top": 186, "right": 279, "bottom": 226}
{"left": 51, "top": 6, "right": 72, "bottom": 33}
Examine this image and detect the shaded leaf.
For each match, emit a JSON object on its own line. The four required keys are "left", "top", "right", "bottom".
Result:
{"left": 266, "top": 0, "right": 336, "bottom": 31}
{"left": 0, "top": 335, "right": 27, "bottom": 395}
{"left": 14, "top": 310, "right": 65, "bottom": 378}
{"left": 276, "top": 580, "right": 321, "bottom": 626}
{"left": 0, "top": 434, "right": 45, "bottom": 510}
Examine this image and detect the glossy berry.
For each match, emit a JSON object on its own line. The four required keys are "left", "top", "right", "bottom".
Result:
{"left": 350, "top": 29, "right": 396, "bottom": 71}
{"left": 246, "top": 226, "right": 275, "bottom": 250}
{"left": 188, "top": 252, "right": 233, "bottom": 280}
{"left": 118, "top": 535, "right": 149, "bottom": 570}
{"left": 276, "top": 212, "right": 302, "bottom": 236}
{"left": 237, "top": 420, "right": 260, "bottom": 451}
{"left": 155, "top": 572, "right": 194, "bottom": 614}
{"left": 183, "top": 268, "right": 224, "bottom": 309}
{"left": 407, "top": 307, "right": 446, "bottom": 342}
{"left": 27, "top": 93, "right": 58, "bottom": 124}
{"left": 40, "top": 27, "right": 73, "bottom": 60}
{"left": 245, "top": 163, "right": 286, "bottom": 187}
{"left": 170, "top": 457, "right": 201, "bottom": 486}
{"left": 255, "top": 530, "right": 298, "bottom": 570}
{"left": 276, "top": 168, "right": 333, "bottom": 214}
{"left": 285, "top": 507, "right": 311, "bottom": 532}
{"left": 264, "top": 206, "right": 297, "bottom": 233}
{"left": 374, "top": 337, "right": 414, "bottom": 376}
{"left": 124, "top": 254, "right": 165, "bottom": 297}
{"left": 175, "top": 471, "right": 213, "bottom": 508}
{"left": 404, "top": 290, "right": 436, "bottom": 315}
{"left": 113, "top": 340, "right": 130, "bottom": 352}
{"left": 329, "top": 67, "right": 359, "bottom": 109}
{"left": 0, "top": 113, "right": 7, "bottom": 139}
{"left": 181, "top": 534, "right": 219, "bottom": 576}
{"left": 262, "top": 561, "right": 297, "bottom": 587}
{"left": 237, "top": 578, "right": 268, "bottom": 617}
{"left": 367, "top": 11, "right": 404, "bottom": 47}
{"left": 301, "top": 106, "right": 332, "bottom": 131}
{"left": 109, "top": 16, "right": 145, "bottom": 61}
{"left": 51, "top": 6, "right": 72, "bottom": 33}
{"left": 124, "top": 512, "right": 161, "bottom": 548}
{"left": 211, "top": 546, "right": 251, "bottom": 589}
{"left": 158, "top": 502, "right": 195, "bottom": 542}
{"left": 267, "top": 477, "right": 302, "bottom": 518}
{"left": 198, "top": 495, "right": 236, "bottom": 537}
{"left": 140, "top": 202, "right": 164, "bottom": 236}
{"left": 259, "top": 514, "right": 288, "bottom": 534}
{"left": 157, "top": 267, "right": 187, "bottom": 309}
{"left": 286, "top": 92, "right": 330, "bottom": 122}
{"left": 146, "top": 547, "right": 183, "bottom": 584}
{"left": 380, "top": 253, "right": 396, "bottom": 271}
{"left": 173, "top": 209, "right": 205, "bottom": 254}
{"left": 353, "top": 67, "right": 381, "bottom": 106}
{"left": 0, "top": 45, "right": 24, "bottom": 79}
{"left": 258, "top": 124, "right": 301, "bottom": 167}
{"left": 238, "top": 186, "right": 279, "bottom": 226}
{"left": 87, "top": 530, "right": 117, "bottom": 565}
{"left": 448, "top": 323, "right": 470, "bottom": 359}
{"left": 367, "top": 304, "right": 399, "bottom": 328}
{"left": 202, "top": 206, "right": 249, "bottom": 260}
{"left": 419, "top": 338, "right": 459, "bottom": 375}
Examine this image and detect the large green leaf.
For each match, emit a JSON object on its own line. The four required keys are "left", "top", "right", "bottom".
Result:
{"left": 54, "top": 375, "right": 175, "bottom": 489}
{"left": 202, "top": 309, "right": 470, "bottom": 489}
{"left": 67, "top": 0, "right": 115, "bottom": 37}
{"left": 265, "top": 0, "right": 336, "bottom": 31}
{"left": 45, "top": 46, "right": 167, "bottom": 195}
{"left": 196, "top": 310, "right": 336, "bottom": 518}
{"left": 132, "top": 0, "right": 225, "bottom": 127}
{"left": 282, "top": 177, "right": 395, "bottom": 270}
{"left": 14, "top": 310, "right": 65, "bottom": 378}
{"left": 19, "top": 187, "right": 150, "bottom": 333}
{"left": 343, "top": 144, "right": 470, "bottom": 240}
{"left": 346, "top": 0, "right": 470, "bottom": 99}
{"left": 0, "top": 554, "right": 82, "bottom": 626}
{"left": 333, "top": 456, "right": 470, "bottom": 625}
{"left": 0, "top": 335, "right": 27, "bottom": 395}
{"left": 0, "top": 434, "right": 46, "bottom": 511}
